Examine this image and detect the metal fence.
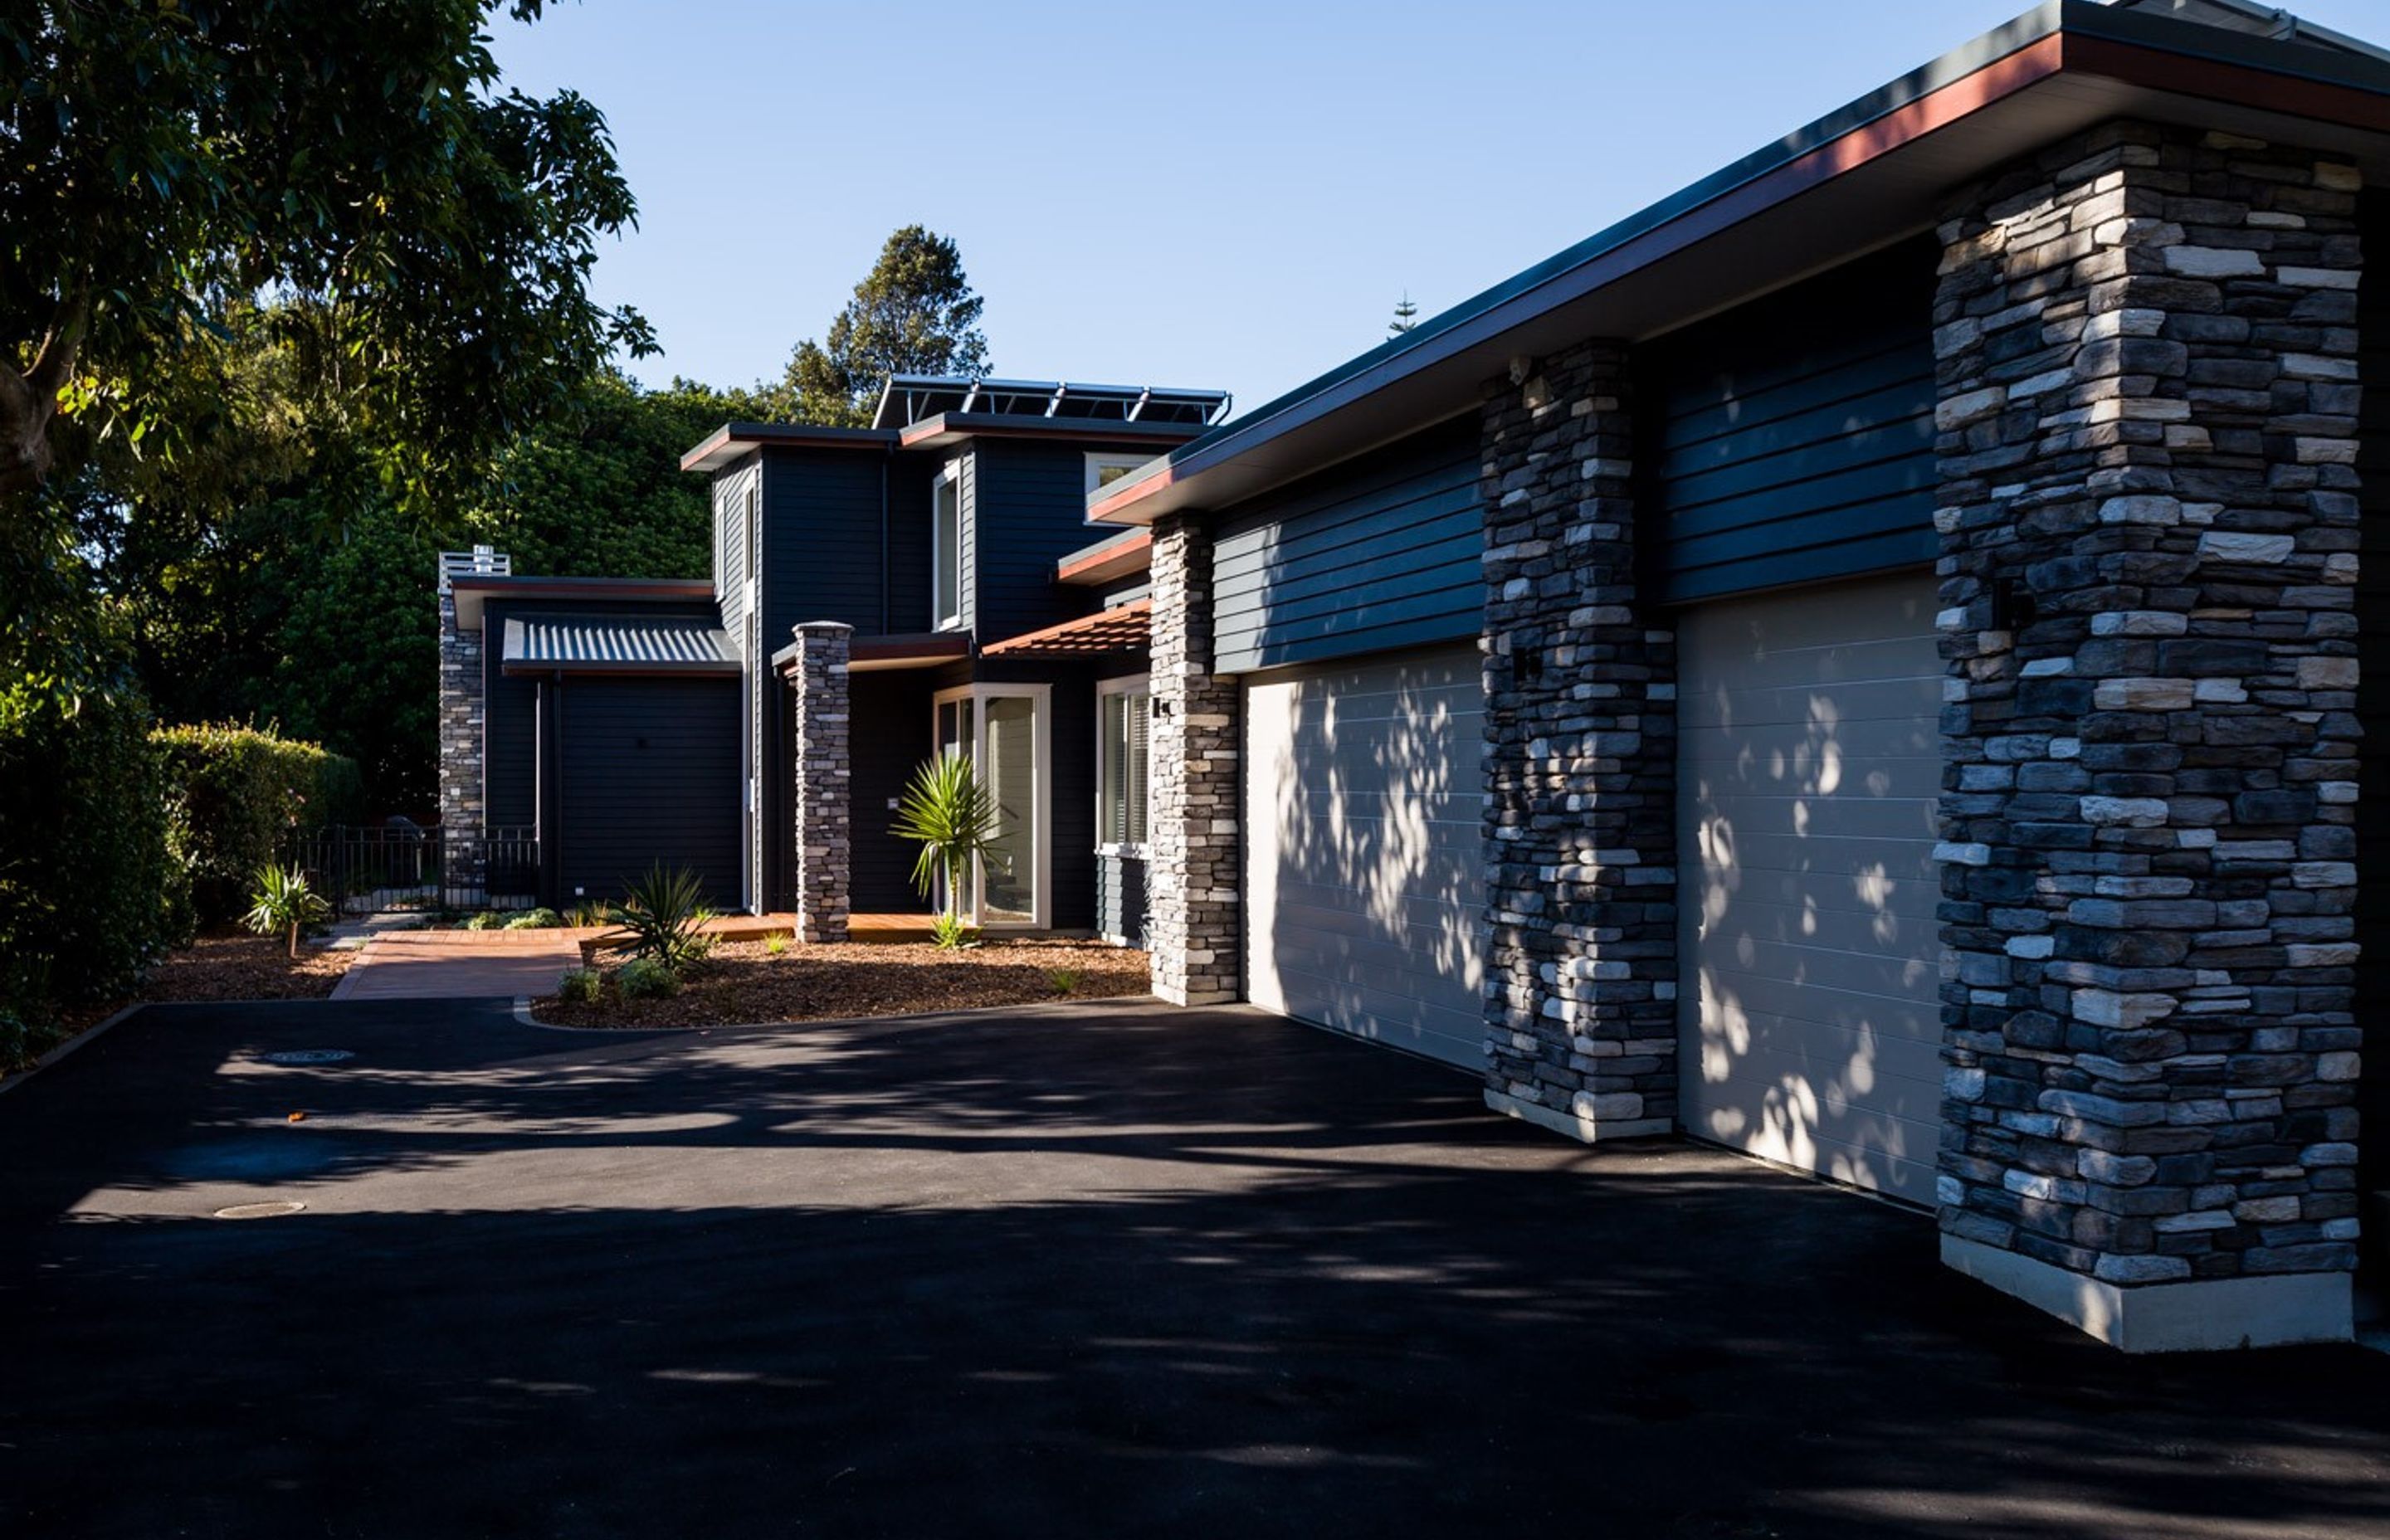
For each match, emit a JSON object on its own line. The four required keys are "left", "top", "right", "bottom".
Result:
{"left": 290, "top": 825, "right": 541, "bottom": 916}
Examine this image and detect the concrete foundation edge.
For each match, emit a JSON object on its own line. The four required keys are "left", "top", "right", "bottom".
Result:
{"left": 1941, "top": 1233, "right": 2353, "bottom": 1352}
{"left": 1484, "top": 1089, "right": 1672, "bottom": 1144}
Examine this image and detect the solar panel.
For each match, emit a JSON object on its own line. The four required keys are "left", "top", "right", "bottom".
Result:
{"left": 872, "top": 374, "right": 1230, "bottom": 430}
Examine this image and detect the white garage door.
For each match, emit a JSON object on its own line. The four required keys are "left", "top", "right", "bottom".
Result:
{"left": 1677, "top": 571, "right": 1944, "bottom": 1204}
{"left": 1243, "top": 646, "right": 1486, "bottom": 1069}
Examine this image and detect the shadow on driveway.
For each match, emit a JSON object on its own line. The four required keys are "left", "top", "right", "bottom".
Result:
{"left": 2, "top": 997, "right": 2386, "bottom": 1538}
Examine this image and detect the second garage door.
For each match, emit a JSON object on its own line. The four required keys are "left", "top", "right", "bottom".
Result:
{"left": 1676, "top": 571, "right": 1944, "bottom": 1204}
{"left": 1243, "top": 646, "right": 1485, "bottom": 1069}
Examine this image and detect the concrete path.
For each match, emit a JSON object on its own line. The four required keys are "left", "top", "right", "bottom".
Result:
{"left": 329, "top": 928, "right": 583, "bottom": 1000}
{"left": 3, "top": 996, "right": 2388, "bottom": 1538}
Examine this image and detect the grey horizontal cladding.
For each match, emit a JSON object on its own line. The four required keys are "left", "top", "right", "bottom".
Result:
{"left": 1643, "top": 237, "right": 1938, "bottom": 604}
{"left": 502, "top": 613, "right": 737, "bottom": 672}
{"left": 1212, "top": 416, "right": 1482, "bottom": 675}
{"left": 1097, "top": 850, "right": 1149, "bottom": 947}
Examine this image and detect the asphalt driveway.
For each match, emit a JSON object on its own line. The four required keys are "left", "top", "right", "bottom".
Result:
{"left": 2, "top": 997, "right": 2387, "bottom": 1538}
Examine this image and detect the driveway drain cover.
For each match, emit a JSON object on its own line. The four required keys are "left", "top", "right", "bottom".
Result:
{"left": 261, "top": 1050, "right": 353, "bottom": 1065}
{"left": 213, "top": 1201, "right": 306, "bottom": 1221}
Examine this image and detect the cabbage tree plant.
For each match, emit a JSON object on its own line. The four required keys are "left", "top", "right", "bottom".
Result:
{"left": 890, "top": 753, "right": 999, "bottom": 949}
{"left": 242, "top": 864, "right": 331, "bottom": 959}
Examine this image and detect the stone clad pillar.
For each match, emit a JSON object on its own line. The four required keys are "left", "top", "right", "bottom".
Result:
{"left": 1933, "top": 121, "right": 2363, "bottom": 1349}
{"left": 788, "top": 621, "right": 852, "bottom": 943}
{"left": 1480, "top": 343, "right": 1678, "bottom": 1143}
{"left": 1146, "top": 512, "right": 1240, "bottom": 1006}
{"left": 436, "top": 585, "right": 486, "bottom": 902}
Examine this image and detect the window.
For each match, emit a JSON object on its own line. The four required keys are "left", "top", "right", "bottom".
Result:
{"left": 1085, "top": 452, "right": 1151, "bottom": 496}
{"left": 933, "top": 463, "right": 963, "bottom": 630}
{"left": 1098, "top": 676, "right": 1151, "bottom": 851}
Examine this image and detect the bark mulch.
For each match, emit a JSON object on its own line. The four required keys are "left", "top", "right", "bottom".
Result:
{"left": 530, "top": 938, "right": 1150, "bottom": 1030}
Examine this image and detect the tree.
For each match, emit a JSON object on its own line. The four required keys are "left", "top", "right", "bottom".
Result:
{"left": 772, "top": 227, "right": 991, "bottom": 426}
{"left": 0, "top": 0, "right": 654, "bottom": 505}
{"left": 1390, "top": 293, "right": 1421, "bottom": 336}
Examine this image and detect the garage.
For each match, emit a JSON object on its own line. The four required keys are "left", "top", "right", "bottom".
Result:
{"left": 1242, "top": 645, "right": 1486, "bottom": 1070}
{"left": 1675, "top": 570, "right": 1944, "bottom": 1204}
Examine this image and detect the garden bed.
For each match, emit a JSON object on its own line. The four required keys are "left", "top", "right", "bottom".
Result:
{"left": 529, "top": 938, "right": 1150, "bottom": 1029}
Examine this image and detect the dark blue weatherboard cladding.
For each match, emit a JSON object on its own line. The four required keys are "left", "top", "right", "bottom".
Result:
{"left": 849, "top": 670, "right": 937, "bottom": 913}
{"left": 966, "top": 441, "right": 1156, "bottom": 645}
{"left": 1211, "top": 414, "right": 1482, "bottom": 675}
{"left": 760, "top": 447, "right": 890, "bottom": 641}
{"left": 555, "top": 675, "right": 741, "bottom": 909}
{"left": 1641, "top": 237, "right": 1938, "bottom": 603}
{"left": 482, "top": 597, "right": 718, "bottom": 831}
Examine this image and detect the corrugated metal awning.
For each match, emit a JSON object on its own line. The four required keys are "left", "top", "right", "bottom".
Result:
{"left": 980, "top": 599, "right": 1152, "bottom": 660}
{"left": 501, "top": 613, "right": 739, "bottom": 675}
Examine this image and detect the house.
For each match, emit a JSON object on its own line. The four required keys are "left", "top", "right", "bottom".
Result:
{"left": 1082, "top": 0, "right": 2390, "bottom": 1354}
{"left": 434, "top": 0, "right": 2390, "bottom": 1353}
{"left": 434, "top": 378, "right": 1228, "bottom": 939}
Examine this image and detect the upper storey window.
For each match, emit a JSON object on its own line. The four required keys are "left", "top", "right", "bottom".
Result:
{"left": 1085, "top": 452, "right": 1149, "bottom": 496}
{"left": 933, "top": 462, "right": 963, "bottom": 630}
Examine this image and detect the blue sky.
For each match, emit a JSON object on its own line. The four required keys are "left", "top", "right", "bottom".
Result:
{"left": 491, "top": 0, "right": 2389, "bottom": 412}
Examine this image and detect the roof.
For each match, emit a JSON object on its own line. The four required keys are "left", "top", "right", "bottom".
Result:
{"left": 1056, "top": 528, "right": 1152, "bottom": 587}
{"left": 772, "top": 631, "right": 974, "bottom": 674}
{"left": 500, "top": 613, "right": 738, "bottom": 676}
{"left": 873, "top": 376, "right": 1231, "bottom": 431}
{"left": 680, "top": 421, "right": 895, "bottom": 475}
{"left": 448, "top": 574, "right": 715, "bottom": 631}
{"left": 1089, "top": 0, "right": 2390, "bottom": 526}
{"left": 979, "top": 599, "right": 1154, "bottom": 660}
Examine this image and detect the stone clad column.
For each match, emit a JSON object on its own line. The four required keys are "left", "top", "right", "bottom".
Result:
{"left": 1480, "top": 343, "right": 1678, "bottom": 1143}
{"left": 1933, "top": 121, "right": 2363, "bottom": 1349}
{"left": 787, "top": 621, "right": 852, "bottom": 943}
{"left": 1146, "top": 512, "right": 1240, "bottom": 1006}
{"left": 436, "top": 583, "right": 486, "bottom": 902}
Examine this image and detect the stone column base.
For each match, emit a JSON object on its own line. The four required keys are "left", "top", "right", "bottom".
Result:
{"left": 1484, "top": 1089, "right": 1672, "bottom": 1145}
{"left": 1941, "top": 1235, "right": 2352, "bottom": 1353}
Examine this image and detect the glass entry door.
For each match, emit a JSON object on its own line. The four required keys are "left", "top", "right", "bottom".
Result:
{"left": 932, "top": 686, "right": 1046, "bottom": 928}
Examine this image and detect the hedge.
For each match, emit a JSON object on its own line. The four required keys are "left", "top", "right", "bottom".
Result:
{"left": 152, "top": 724, "right": 363, "bottom": 925}
{"left": 0, "top": 669, "right": 180, "bottom": 1032}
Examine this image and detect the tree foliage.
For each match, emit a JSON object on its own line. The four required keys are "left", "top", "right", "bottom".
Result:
{"left": 0, "top": 0, "right": 654, "bottom": 502}
{"left": 771, "top": 227, "right": 990, "bottom": 426}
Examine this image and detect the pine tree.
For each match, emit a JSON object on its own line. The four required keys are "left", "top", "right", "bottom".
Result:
{"left": 771, "top": 227, "right": 992, "bottom": 426}
{"left": 1389, "top": 292, "right": 1420, "bottom": 336}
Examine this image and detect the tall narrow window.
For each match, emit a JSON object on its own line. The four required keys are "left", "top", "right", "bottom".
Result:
{"left": 933, "top": 465, "right": 962, "bottom": 630}
{"left": 1098, "top": 678, "right": 1151, "bottom": 850}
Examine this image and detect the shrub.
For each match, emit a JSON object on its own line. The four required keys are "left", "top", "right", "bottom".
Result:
{"left": 617, "top": 864, "right": 714, "bottom": 972}
{"left": 505, "top": 907, "right": 562, "bottom": 930}
{"left": 1046, "top": 967, "right": 1083, "bottom": 997}
{"left": 0, "top": 659, "right": 178, "bottom": 1026}
{"left": 616, "top": 957, "right": 679, "bottom": 999}
{"left": 564, "top": 899, "right": 612, "bottom": 928}
{"left": 764, "top": 932, "right": 789, "bottom": 956}
{"left": 241, "top": 864, "right": 333, "bottom": 958}
{"left": 461, "top": 910, "right": 504, "bottom": 931}
{"left": 556, "top": 967, "right": 602, "bottom": 1003}
{"left": 152, "top": 723, "right": 361, "bottom": 924}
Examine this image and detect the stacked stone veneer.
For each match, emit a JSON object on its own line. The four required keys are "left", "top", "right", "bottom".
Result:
{"left": 436, "top": 589, "right": 486, "bottom": 892}
{"left": 788, "top": 622, "right": 852, "bottom": 943}
{"left": 1480, "top": 343, "right": 1678, "bottom": 1142}
{"left": 1934, "top": 120, "right": 2363, "bottom": 1321}
{"left": 1146, "top": 514, "right": 1240, "bottom": 1005}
